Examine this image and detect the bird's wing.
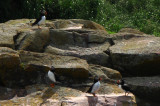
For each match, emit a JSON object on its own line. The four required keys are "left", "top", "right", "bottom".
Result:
{"left": 48, "top": 71, "right": 56, "bottom": 82}
{"left": 91, "top": 82, "right": 100, "bottom": 93}
{"left": 122, "top": 85, "right": 132, "bottom": 92}
{"left": 87, "top": 84, "right": 94, "bottom": 93}
{"left": 32, "top": 16, "right": 41, "bottom": 26}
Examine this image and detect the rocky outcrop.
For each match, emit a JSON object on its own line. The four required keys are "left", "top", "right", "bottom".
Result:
{"left": 109, "top": 36, "right": 160, "bottom": 76}
{"left": 47, "top": 19, "right": 107, "bottom": 30}
{"left": 89, "top": 64, "right": 122, "bottom": 81}
{"left": 15, "top": 29, "right": 110, "bottom": 66}
{"left": 8, "top": 19, "right": 160, "bottom": 77}
{"left": 0, "top": 49, "right": 90, "bottom": 87}
{"left": 15, "top": 29, "right": 50, "bottom": 52}
{"left": 0, "top": 84, "right": 136, "bottom": 106}
{"left": 19, "top": 50, "right": 89, "bottom": 80}
{"left": 124, "top": 76, "right": 160, "bottom": 103}
{"left": 0, "top": 47, "right": 22, "bottom": 87}
{"left": 0, "top": 19, "right": 160, "bottom": 105}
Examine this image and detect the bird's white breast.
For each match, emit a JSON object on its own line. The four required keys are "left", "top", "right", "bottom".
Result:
{"left": 91, "top": 81, "right": 101, "bottom": 93}
{"left": 48, "top": 70, "right": 56, "bottom": 82}
{"left": 38, "top": 16, "right": 46, "bottom": 25}
{"left": 118, "top": 85, "right": 122, "bottom": 89}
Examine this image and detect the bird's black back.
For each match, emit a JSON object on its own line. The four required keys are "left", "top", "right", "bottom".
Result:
{"left": 87, "top": 83, "right": 94, "bottom": 93}
{"left": 121, "top": 79, "right": 133, "bottom": 93}
{"left": 122, "top": 85, "right": 132, "bottom": 92}
{"left": 32, "top": 17, "right": 41, "bottom": 26}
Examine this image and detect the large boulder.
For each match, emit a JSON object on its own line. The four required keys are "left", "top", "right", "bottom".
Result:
{"left": 108, "top": 32, "right": 149, "bottom": 45}
{"left": 12, "top": 19, "right": 110, "bottom": 66}
{"left": 109, "top": 36, "right": 160, "bottom": 76}
{"left": 0, "top": 19, "right": 33, "bottom": 49}
{"left": 88, "top": 64, "right": 122, "bottom": 81}
{"left": 19, "top": 50, "right": 89, "bottom": 81}
{"left": 0, "top": 47, "right": 19, "bottom": 69}
{"left": 124, "top": 76, "right": 160, "bottom": 104}
{"left": 48, "top": 29, "right": 108, "bottom": 48}
{"left": 0, "top": 24, "right": 18, "bottom": 49}
{"left": 0, "top": 47, "right": 21, "bottom": 87}
{"left": 15, "top": 28, "right": 50, "bottom": 52}
{"left": 45, "top": 42, "right": 110, "bottom": 66}
{"left": 0, "top": 34, "right": 15, "bottom": 49}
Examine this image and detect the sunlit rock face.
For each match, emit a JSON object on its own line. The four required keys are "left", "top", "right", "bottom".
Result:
{"left": 0, "top": 19, "right": 160, "bottom": 105}
{"left": 109, "top": 36, "right": 160, "bottom": 76}
{"left": 0, "top": 84, "right": 136, "bottom": 106}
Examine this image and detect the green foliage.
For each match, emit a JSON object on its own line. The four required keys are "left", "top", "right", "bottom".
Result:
{"left": 0, "top": 0, "right": 159, "bottom": 36}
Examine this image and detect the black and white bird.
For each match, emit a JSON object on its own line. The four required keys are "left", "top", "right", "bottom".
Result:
{"left": 32, "top": 10, "right": 47, "bottom": 29}
{"left": 48, "top": 66, "right": 56, "bottom": 88}
{"left": 117, "top": 79, "right": 132, "bottom": 96}
{"left": 87, "top": 76, "right": 102, "bottom": 97}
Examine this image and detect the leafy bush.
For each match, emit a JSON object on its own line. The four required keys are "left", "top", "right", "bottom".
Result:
{"left": 0, "top": 0, "right": 159, "bottom": 36}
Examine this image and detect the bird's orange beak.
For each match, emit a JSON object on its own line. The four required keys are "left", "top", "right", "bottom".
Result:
{"left": 99, "top": 78, "right": 102, "bottom": 81}
{"left": 117, "top": 80, "right": 120, "bottom": 84}
{"left": 45, "top": 11, "right": 47, "bottom": 15}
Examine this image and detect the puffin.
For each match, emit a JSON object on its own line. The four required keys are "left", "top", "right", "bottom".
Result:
{"left": 87, "top": 76, "right": 102, "bottom": 97}
{"left": 48, "top": 66, "right": 56, "bottom": 88}
{"left": 32, "top": 10, "right": 47, "bottom": 29}
{"left": 117, "top": 79, "right": 132, "bottom": 96}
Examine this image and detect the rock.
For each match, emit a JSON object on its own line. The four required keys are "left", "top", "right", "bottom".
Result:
{"left": 108, "top": 32, "right": 148, "bottom": 45}
{"left": 19, "top": 50, "right": 89, "bottom": 81}
{"left": 0, "top": 35, "right": 15, "bottom": 49}
{"left": 119, "top": 28, "right": 146, "bottom": 35}
{"left": 48, "top": 28, "right": 108, "bottom": 48}
{"left": 15, "top": 28, "right": 50, "bottom": 52}
{"left": 47, "top": 19, "right": 83, "bottom": 29}
{"left": 0, "top": 19, "right": 36, "bottom": 49}
{"left": 124, "top": 76, "right": 160, "bottom": 103}
{"left": 13, "top": 25, "right": 110, "bottom": 67}
{"left": 0, "top": 84, "right": 136, "bottom": 106}
{"left": 49, "top": 29, "right": 76, "bottom": 47}
{"left": 0, "top": 47, "right": 22, "bottom": 87}
{"left": 0, "top": 24, "right": 18, "bottom": 49}
{"left": 45, "top": 42, "right": 110, "bottom": 66}
{"left": 48, "top": 19, "right": 107, "bottom": 31}
{"left": 4, "top": 19, "right": 32, "bottom": 26}
{"left": 2, "top": 19, "right": 160, "bottom": 105}
{"left": 88, "top": 64, "right": 122, "bottom": 81}
{"left": 0, "top": 87, "right": 17, "bottom": 100}
{"left": 70, "top": 19, "right": 107, "bottom": 31}
{"left": 0, "top": 47, "right": 20, "bottom": 69}
{"left": 10, "top": 19, "right": 110, "bottom": 66}
{"left": 109, "top": 36, "right": 160, "bottom": 76}
{"left": 0, "top": 19, "right": 111, "bottom": 67}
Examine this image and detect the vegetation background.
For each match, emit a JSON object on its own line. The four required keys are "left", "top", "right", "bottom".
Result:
{"left": 0, "top": 0, "right": 159, "bottom": 36}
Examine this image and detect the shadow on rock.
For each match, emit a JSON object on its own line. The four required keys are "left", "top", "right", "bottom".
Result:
{"left": 116, "top": 95, "right": 135, "bottom": 106}
{"left": 0, "top": 87, "right": 27, "bottom": 100}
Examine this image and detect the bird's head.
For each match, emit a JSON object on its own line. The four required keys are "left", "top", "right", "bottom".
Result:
{"left": 117, "top": 79, "right": 125, "bottom": 85}
{"left": 41, "top": 10, "right": 47, "bottom": 16}
{"left": 94, "top": 76, "right": 102, "bottom": 83}
{"left": 50, "top": 66, "right": 55, "bottom": 73}
{"left": 99, "top": 77, "right": 102, "bottom": 81}
{"left": 117, "top": 80, "right": 120, "bottom": 84}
